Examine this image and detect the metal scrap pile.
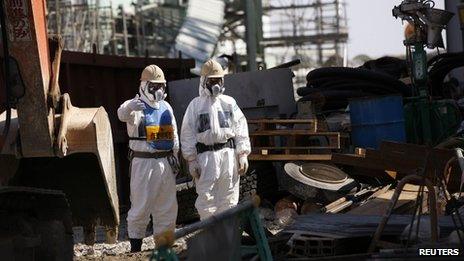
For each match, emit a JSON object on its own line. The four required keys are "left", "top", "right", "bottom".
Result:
{"left": 250, "top": 139, "right": 464, "bottom": 259}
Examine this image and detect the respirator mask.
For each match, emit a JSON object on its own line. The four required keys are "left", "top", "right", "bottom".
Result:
{"left": 205, "top": 78, "right": 224, "bottom": 97}
{"left": 145, "top": 82, "right": 166, "bottom": 102}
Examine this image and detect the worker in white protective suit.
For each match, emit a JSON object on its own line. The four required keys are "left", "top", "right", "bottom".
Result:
{"left": 117, "top": 65, "right": 179, "bottom": 252}
{"left": 180, "top": 59, "right": 251, "bottom": 220}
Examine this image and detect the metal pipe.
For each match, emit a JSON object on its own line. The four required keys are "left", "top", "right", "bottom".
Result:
{"left": 455, "top": 148, "right": 464, "bottom": 173}
{"left": 245, "top": 0, "right": 258, "bottom": 71}
{"left": 455, "top": 148, "right": 464, "bottom": 192}
{"left": 175, "top": 198, "right": 257, "bottom": 239}
{"left": 368, "top": 175, "right": 438, "bottom": 253}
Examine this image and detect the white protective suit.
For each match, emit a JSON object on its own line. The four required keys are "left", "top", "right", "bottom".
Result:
{"left": 117, "top": 82, "right": 179, "bottom": 239}
{"left": 180, "top": 77, "right": 251, "bottom": 220}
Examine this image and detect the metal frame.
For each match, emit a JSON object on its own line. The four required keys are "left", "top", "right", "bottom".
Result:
{"left": 151, "top": 197, "right": 273, "bottom": 260}
{"left": 368, "top": 174, "right": 438, "bottom": 253}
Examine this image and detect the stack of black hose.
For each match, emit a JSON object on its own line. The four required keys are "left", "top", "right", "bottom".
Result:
{"left": 297, "top": 57, "right": 411, "bottom": 111}
{"left": 428, "top": 52, "right": 464, "bottom": 98}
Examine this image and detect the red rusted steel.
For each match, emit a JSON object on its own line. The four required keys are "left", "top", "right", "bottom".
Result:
{"left": 58, "top": 51, "right": 194, "bottom": 205}
{"left": 0, "top": 50, "right": 195, "bottom": 205}
{"left": 58, "top": 51, "right": 194, "bottom": 143}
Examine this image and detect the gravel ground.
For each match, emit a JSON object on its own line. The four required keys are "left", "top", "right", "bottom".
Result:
{"left": 73, "top": 211, "right": 188, "bottom": 260}
{"left": 74, "top": 237, "right": 188, "bottom": 260}
{"left": 72, "top": 207, "right": 285, "bottom": 260}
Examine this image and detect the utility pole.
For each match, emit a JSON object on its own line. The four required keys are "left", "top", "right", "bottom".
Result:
{"left": 55, "top": 0, "right": 61, "bottom": 34}
{"left": 121, "top": 6, "right": 130, "bottom": 56}
{"left": 134, "top": 3, "right": 142, "bottom": 56}
{"left": 245, "top": 0, "right": 257, "bottom": 71}
{"left": 110, "top": 2, "right": 117, "bottom": 55}
{"left": 95, "top": 0, "right": 101, "bottom": 53}
{"left": 138, "top": 0, "right": 147, "bottom": 55}
{"left": 316, "top": 0, "right": 323, "bottom": 66}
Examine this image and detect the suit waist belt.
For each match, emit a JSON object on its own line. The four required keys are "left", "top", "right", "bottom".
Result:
{"left": 196, "top": 138, "right": 235, "bottom": 154}
{"left": 130, "top": 150, "right": 172, "bottom": 160}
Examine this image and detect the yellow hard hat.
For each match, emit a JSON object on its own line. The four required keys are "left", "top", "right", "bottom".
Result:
{"left": 200, "top": 59, "right": 225, "bottom": 78}
{"left": 140, "top": 65, "right": 166, "bottom": 83}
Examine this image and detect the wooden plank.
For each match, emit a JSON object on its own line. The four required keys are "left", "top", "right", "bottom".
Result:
{"left": 348, "top": 184, "right": 428, "bottom": 215}
{"left": 248, "top": 119, "right": 317, "bottom": 124}
{"left": 249, "top": 154, "right": 332, "bottom": 161}
{"left": 328, "top": 134, "right": 341, "bottom": 149}
{"left": 380, "top": 141, "right": 453, "bottom": 158}
{"left": 331, "top": 153, "right": 387, "bottom": 170}
{"left": 250, "top": 130, "right": 339, "bottom": 136}
{"left": 332, "top": 148, "right": 440, "bottom": 174}
{"left": 248, "top": 119, "right": 318, "bottom": 132}
{"left": 252, "top": 146, "right": 340, "bottom": 150}
{"left": 380, "top": 141, "right": 453, "bottom": 166}
{"left": 378, "top": 141, "right": 457, "bottom": 185}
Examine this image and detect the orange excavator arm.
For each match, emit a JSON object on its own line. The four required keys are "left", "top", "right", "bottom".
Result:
{"left": 0, "top": 0, "right": 119, "bottom": 245}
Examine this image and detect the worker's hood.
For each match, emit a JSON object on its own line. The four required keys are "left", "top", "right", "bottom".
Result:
{"left": 139, "top": 81, "right": 166, "bottom": 108}
{"left": 198, "top": 76, "right": 225, "bottom": 98}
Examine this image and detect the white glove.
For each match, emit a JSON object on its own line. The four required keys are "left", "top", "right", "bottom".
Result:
{"left": 238, "top": 156, "right": 248, "bottom": 176}
{"left": 188, "top": 160, "right": 201, "bottom": 179}
{"left": 128, "top": 94, "right": 146, "bottom": 111}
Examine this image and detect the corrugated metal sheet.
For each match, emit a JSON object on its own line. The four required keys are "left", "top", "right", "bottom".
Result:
{"left": 285, "top": 214, "right": 456, "bottom": 238}
{"left": 172, "top": 0, "right": 225, "bottom": 73}
{"left": 168, "top": 68, "right": 297, "bottom": 131}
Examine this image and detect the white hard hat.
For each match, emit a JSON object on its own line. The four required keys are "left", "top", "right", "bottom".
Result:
{"left": 200, "top": 59, "right": 225, "bottom": 78}
{"left": 140, "top": 65, "right": 166, "bottom": 83}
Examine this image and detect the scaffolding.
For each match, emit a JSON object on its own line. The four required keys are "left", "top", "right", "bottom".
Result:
{"left": 262, "top": 0, "right": 348, "bottom": 87}
{"left": 216, "top": 0, "right": 347, "bottom": 84}
{"left": 47, "top": 0, "right": 115, "bottom": 54}
{"left": 45, "top": 0, "right": 348, "bottom": 84}
{"left": 46, "top": 0, "right": 186, "bottom": 57}
{"left": 113, "top": 1, "right": 187, "bottom": 57}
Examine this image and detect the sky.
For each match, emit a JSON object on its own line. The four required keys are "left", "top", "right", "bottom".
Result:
{"left": 112, "top": 0, "right": 446, "bottom": 59}
{"left": 346, "top": 0, "right": 444, "bottom": 59}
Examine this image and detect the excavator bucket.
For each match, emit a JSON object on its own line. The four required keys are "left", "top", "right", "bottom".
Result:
{"left": 0, "top": 104, "right": 120, "bottom": 243}
{"left": 0, "top": 0, "right": 119, "bottom": 246}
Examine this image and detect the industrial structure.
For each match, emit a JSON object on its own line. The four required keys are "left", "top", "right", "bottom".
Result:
{"left": 262, "top": 0, "right": 348, "bottom": 86}
{"left": 46, "top": 0, "right": 348, "bottom": 83}
{"left": 4, "top": 0, "right": 464, "bottom": 259}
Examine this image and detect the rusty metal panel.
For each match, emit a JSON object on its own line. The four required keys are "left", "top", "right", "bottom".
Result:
{"left": 56, "top": 52, "right": 194, "bottom": 206}
{"left": 58, "top": 51, "right": 195, "bottom": 144}
{"left": 3, "top": 0, "right": 54, "bottom": 157}
{"left": 0, "top": 48, "right": 194, "bottom": 204}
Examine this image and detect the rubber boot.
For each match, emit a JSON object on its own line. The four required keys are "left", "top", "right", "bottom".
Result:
{"left": 130, "top": 238, "right": 143, "bottom": 252}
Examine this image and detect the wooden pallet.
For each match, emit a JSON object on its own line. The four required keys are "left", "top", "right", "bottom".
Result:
{"left": 248, "top": 119, "right": 342, "bottom": 161}
{"left": 248, "top": 154, "right": 332, "bottom": 161}
{"left": 248, "top": 119, "right": 318, "bottom": 132}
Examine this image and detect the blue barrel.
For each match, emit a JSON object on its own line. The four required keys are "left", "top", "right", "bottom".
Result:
{"left": 349, "top": 95, "right": 406, "bottom": 149}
